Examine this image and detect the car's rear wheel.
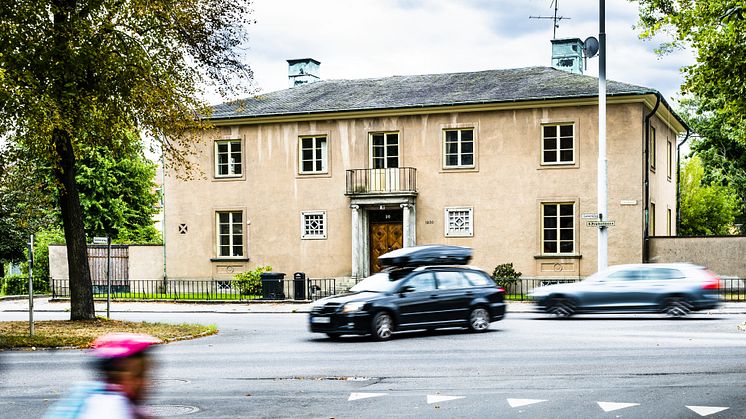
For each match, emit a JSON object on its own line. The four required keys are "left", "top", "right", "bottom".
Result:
{"left": 468, "top": 307, "right": 490, "bottom": 332}
{"left": 546, "top": 297, "right": 575, "bottom": 318}
{"left": 662, "top": 297, "right": 692, "bottom": 318}
{"left": 371, "top": 312, "right": 394, "bottom": 341}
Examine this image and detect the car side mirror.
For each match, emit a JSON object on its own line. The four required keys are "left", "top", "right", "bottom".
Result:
{"left": 399, "top": 285, "right": 415, "bottom": 294}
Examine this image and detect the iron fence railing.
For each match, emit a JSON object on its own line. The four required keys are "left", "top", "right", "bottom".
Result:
{"left": 345, "top": 167, "right": 417, "bottom": 195}
{"left": 50, "top": 277, "right": 337, "bottom": 302}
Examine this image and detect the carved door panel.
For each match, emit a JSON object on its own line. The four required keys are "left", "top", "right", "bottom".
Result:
{"left": 370, "top": 223, "right": 403, "bottom": 273}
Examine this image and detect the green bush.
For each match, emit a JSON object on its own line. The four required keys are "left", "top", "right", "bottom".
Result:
{"left": 491, "top": 263, "right": 522, "bottom": 291}
{"left": 232, "top": 265, "right": 272, "bottom": 296}
{"left": 2, "top": 274, "right": 49, "bottom": 295}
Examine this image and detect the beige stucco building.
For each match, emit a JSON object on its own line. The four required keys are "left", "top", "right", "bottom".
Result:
{"left": 163, "top": 55, "right": 686, "bottom": 284}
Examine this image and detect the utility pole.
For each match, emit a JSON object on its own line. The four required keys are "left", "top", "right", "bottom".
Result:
{"left": 597, "top": 0, "right": 608, "bottom": 271}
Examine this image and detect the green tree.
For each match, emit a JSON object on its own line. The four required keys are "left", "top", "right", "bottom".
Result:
{"left": 634, "top": 0, "right": 746, "bottom": 139}
{"left": 0, "top": 1, "right": 253, "bottom": 319}
{"left": 680, "top": 156, "right": 742, "bottom": 235}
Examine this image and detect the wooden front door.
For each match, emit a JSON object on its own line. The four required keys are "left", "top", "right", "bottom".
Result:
{"left": 370, "top": 222, "right": 403, "bottom": 273}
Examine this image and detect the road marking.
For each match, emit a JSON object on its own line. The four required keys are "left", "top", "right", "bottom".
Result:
{"left": 686, "top": 406, "right": 729, "bottom": 416}
{"left": 348, "top": 393, "right": 386, "bottom": 401}
{"left": 507, "top": 398, "right": 547, "bottom": 408}
{"left": 427, "top": 395, "right": 465, "bottom": 404}
{"left": 597, "top": 402, "right": 640, "bottom": 412}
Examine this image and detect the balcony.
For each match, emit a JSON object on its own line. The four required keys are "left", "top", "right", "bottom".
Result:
{"left": 345, "top": 167, "right": 417, "bottom": 196}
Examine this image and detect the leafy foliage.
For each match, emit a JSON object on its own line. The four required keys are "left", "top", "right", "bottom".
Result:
{"left": 680, "top": 156, "right": 742, "bottom": 235}
{"left": 232, "top": 266, "right": 273, "bottom": 296}
{"left": 634, "top": 0, "right": 746, "bottom": 138}
{"left": 491, "top": 263, "right": 523, "bottom": 290}
{"left": 2, "top": 274, "right": 49, "bottom": 295}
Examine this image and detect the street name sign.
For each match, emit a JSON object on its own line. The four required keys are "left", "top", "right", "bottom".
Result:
{"left": 586, "top": 220, "right": 615, "bottom": 227}
{"left": 92, "top": 237, "right": 108, "bottom": 245}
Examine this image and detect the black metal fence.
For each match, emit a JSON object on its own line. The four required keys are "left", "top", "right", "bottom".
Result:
{"left": 50, "top": 277, "right": 338, "bottom": 302}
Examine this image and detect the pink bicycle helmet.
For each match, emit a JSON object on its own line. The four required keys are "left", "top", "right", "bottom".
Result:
{"left": 91, "top": 333, "right": 161, "bottom": 358}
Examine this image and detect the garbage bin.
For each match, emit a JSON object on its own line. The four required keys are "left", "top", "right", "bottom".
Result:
{"left": 260, "top": 272, "right": 286, "bottom": 300}
{"left": 293, "top": 272, "right": 306, "bottom": 300}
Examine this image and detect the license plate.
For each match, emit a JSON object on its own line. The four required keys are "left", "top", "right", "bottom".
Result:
{"left": 311, "top": 316, "right": 330, "bottom": 324}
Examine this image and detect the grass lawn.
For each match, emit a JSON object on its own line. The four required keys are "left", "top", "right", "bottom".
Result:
{"left": 0, "top": 318, "right": 217, "bottom": 349}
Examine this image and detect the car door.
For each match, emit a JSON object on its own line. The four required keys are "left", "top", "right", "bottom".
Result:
{"left": 395, "top": 271, "right": 440, "bottom": 327}
{"left": 433, "top": 270, "right": 473, "bottom": 323}
{"left": 581, "top": 268, "right": 644, "bottom": 309}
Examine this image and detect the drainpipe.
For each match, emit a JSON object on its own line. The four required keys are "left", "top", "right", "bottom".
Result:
{"left": 676, "top": 128, "right": 692, "bottom": 234}
{"left": 643, "top": 93, "right": 661, "bottom": 263}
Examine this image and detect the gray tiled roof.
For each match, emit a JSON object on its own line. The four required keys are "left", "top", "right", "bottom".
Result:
{"left": 211, "top": 66, "right": 656, "bottom": 120}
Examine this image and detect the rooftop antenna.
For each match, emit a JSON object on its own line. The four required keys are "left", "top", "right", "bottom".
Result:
{"left": 529, "top": 0, "right": 571, "bottom": 39}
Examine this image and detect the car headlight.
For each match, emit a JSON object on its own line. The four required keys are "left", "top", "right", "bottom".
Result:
{"left": 342, "top": 302, "right": 366, "bottom": 313}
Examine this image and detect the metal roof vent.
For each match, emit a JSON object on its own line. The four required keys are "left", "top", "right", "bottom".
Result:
{"left": 551, "top": 38, "right": 584, "bottom": 74}
{"left": 287, "top": 58, "right": 321, "bottom": 87}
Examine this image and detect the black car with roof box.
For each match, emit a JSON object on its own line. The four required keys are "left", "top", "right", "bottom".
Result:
{"left": 309, "top": 245, "right": 506, "bottom": 340}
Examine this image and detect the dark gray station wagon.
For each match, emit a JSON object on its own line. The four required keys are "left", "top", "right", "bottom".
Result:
{"left": 309, "top": 246, "right": 506, "bottom": 340}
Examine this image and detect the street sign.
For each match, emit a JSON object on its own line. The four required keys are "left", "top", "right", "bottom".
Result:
{"left": 586, "top": 220, "right": 615, "bottom": 227}
{"left": 581, "top": 213, "right": 600, "bottom": 220}
{"left": 92, "top": 236, "right": 108, "bottom": 245}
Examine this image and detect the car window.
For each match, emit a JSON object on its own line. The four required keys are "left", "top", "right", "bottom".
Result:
{"left": 349, "top": 272, "right": 399, "bottom": 293}
{"left": 435, "top": 271, "right": 469, "bottom": 290}
{"left": 607, "top": 269, "right": 644, "bottom": 281}
{"left": 646, "top": 268, "right": 685, "bottom": 280}
{"left": 464, "top": 271, "right": 492, "bottom": 287}
{"left": 403, "top": 272, "right": 436, "bottom": 292}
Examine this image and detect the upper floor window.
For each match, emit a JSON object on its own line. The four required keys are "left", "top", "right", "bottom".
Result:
{"left": 370, "top": 132, "right": 399, "bottom": 169}
{"left": 445, "top": 207, "right": 473, "bottom": 237}
{"left": 649, "top": 126, "right": 657, "bottom": 171}
{"left": 299, "top": 136, "right": 328, "bottom": 174}
{"left": 667, "top": 140, "right": 672, "bottom": 180}
{"left": 216, "top": 211, "right": 243, "bottom": 257}
{"left": 215, "top": 140, "right": 242, "bottom": 178}
{"left": 443, "top": 128, "right": 475, "bottom": 168}
{"left": 542, "top": 124, "right": 574, "bottom": 165}
{"left": 542, "top": 203, "right": 574, "bottom": 254}
{"left": 301, "top": 211, "right": 327, "bottom": 239}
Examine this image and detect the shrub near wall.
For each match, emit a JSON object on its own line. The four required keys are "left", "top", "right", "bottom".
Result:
{"left": 232, "top": 266, "right": 272, "bottom": 296}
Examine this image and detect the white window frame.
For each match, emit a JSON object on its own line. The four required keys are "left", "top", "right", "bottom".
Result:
{"left": 301, "top": 211, "right": 327, "bottom": 240}
{"left": 298, "top": 136, "right": 328, "bottom": 174}
{"left": 443, "top": 128, "right": 475, "bottom": 169}
{"left": 541, "top": 123, "right": 575, "bottom": 165}
{"left": 444, "top": 207, "right": 473, "bottom": 237}
{"left": 216, "top": 211, "right": 244, "bottom": 257}
{"left": 369, "top": 132, "right": 400, "bottom": 169}
{"left": 215, "top": 139, "right": 242, "bottom": 178}
{"left": 541, "top": 202, "right": 575, "bottom": 255}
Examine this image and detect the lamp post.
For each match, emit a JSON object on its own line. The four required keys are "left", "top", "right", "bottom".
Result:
{"left": 597, "top": 0, "right": 608, "bottom": 271}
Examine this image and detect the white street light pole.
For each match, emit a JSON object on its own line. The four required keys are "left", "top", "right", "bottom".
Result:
{"left": 597, "top": 0, "right": 608, "bottom": 271}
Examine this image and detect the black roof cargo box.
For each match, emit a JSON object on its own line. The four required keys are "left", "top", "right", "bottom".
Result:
{"left": 379, "top": 245, "right": 472, "bottom": 267}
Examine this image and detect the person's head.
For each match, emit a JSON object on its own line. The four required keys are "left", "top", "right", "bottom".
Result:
{"left": 91, "top": 333, "right": 161, "bottom": 403}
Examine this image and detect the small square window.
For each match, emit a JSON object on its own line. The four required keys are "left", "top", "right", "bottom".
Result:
{"left": 215, "top": 140, "right": 242, "bottom": 178}
{"left": 299, "top": 136, "right": 328, "bottom": 174}
{"left": 445, "top": 207, "right": 473, "bottom": 237}
{"left": 301, "top": 211, "right": 327, "bottom": 239}
{"left": 541, "top": 124, "right": 574, "bottom": 165}
{"left": 443, "top": 128, "right": 475, "bottom": 169}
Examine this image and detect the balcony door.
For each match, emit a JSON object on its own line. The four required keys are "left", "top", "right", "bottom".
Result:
{"left": 370, "top": 132, "right": 399, "bottom": 192}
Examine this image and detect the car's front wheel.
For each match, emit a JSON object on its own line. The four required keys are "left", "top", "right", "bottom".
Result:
{"left": 371, "top": 311, "right": 394, "bottom": 341}
{"left": 546, "top": 297, "right": 575, "bottom": 318}
{"left": 662, "top": 297, "right": 692, "bottom": 318}
{"left": 468, "top": 307, "right": 490, "bottom": 332}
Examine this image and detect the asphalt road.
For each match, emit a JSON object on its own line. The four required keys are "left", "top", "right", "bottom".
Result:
{"left": 2, "top": 310, "right": 746, "bottom": 418}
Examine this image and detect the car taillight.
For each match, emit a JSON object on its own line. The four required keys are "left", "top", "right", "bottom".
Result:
{"left": 701, "top": 270, "right": 720, "bottom": 290}
{"left": 497, "top": 287, "right": 505, "bottom": 293}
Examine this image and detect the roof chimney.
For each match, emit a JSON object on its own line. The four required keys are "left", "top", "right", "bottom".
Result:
{"left": 551, "top": 38, "right": 584, "bottom": 74}
{"left": 287, "top": 58, "right": 321, "bottom": 87}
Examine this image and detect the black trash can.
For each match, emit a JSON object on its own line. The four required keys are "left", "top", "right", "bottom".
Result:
{"left": 293, "top": 272, "right": 306, "bottom": 300}
{"left": 260, "top": 272, "right": 286, "bottom": 300}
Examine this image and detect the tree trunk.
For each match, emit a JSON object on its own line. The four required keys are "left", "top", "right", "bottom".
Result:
{"left": 54, "top": 129, "right": 95, "bottom": 320}
{"left": 0, "top": 262, "right": 5, "bottom": 278}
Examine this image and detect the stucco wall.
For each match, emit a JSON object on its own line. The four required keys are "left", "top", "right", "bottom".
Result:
{"left": 649, "top": 236, "right": 746, "bottom": 278}
{"left": 163, "top": 101, "right": 680, "bottom": 280}
{"left": 48, "top": 245, "right": 164, "bottom": 280}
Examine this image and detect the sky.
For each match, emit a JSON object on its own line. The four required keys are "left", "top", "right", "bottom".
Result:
{"left": 220, "top": 0, "right": 695, "bottom": 106}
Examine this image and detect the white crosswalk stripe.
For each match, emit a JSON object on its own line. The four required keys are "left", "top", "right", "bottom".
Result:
{"left": 597, "top": 402, "right": 640, "bottom": 412}
{"left": 426, "top": 395, "right": 465, "bottom": 404}
{"left": 507, "top": 398, "right": 547, "bottom": 408}
{"left": 348, "top": 393, "right": 386, "bottom": 401}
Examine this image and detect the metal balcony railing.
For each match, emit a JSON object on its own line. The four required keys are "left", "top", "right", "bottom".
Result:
{"left": 345, "top": 167, "right": 417, "bottom": 195}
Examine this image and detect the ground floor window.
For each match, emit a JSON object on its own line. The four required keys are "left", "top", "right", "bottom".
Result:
{"left": 445, "top": 207, "right": 473, "bottom": 237}
{"left": 542, "top": 203, "right": 574, "bottom": 254}
{"left": 301, "top": 211, "right": 327, "bottom": 239}
{"left": 217, "top": 211, "right": 244, "bottom": 257}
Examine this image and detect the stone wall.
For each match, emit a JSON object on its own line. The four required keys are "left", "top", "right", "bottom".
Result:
{"left": 648, "top": 236, "right": 746, "bottom": 278}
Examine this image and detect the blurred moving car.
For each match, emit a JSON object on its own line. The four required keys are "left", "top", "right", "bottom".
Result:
{"left": 309, "top": 245, "right": 506, "bottom": 340}
{"left": 529, "top": 263, "right": 721, "bottom": 318}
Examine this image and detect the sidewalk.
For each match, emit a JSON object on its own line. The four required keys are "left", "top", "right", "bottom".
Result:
{"left": 1, "top": 297, "right": 745, "bottom": 315}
